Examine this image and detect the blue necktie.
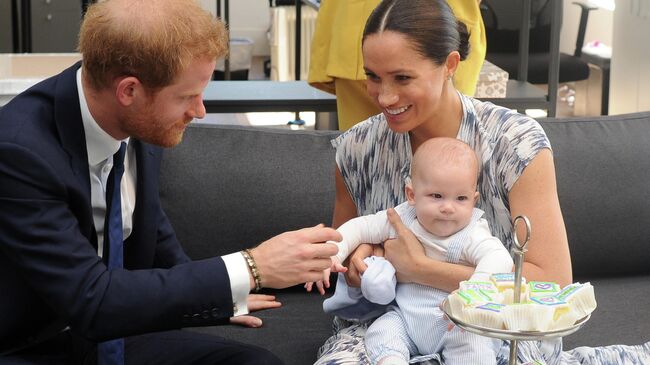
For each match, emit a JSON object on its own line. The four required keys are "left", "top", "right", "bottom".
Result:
{"left": 98, "top": 142, "right": 127, "bottom": 365}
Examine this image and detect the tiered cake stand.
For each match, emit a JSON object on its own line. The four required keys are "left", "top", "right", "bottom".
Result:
{"left": 441, "top": 216, "right": 591, "bottom": 365}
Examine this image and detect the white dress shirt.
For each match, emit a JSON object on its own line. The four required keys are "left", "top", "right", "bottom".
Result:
{"left": 76, "top": 69, "right": 249, "bottom": 316}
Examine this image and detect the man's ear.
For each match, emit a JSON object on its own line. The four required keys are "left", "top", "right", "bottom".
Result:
{"left": 115, "top": 76, "right": 142, "bottom": 107}
{"left": 405, "top": 183, "right": 416, "bottom": 206}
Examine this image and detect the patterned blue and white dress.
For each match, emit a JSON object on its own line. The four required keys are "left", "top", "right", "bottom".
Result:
{"left": 315, "top": 93, "right": 650, "bottom": 365}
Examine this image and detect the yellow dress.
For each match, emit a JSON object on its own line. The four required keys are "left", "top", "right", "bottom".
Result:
{"left": 308, "top": 0, "right": 486, "bottom": 130}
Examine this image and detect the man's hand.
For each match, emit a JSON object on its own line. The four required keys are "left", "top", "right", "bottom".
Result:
{"left": 250, "top": 224, "right": 341, "bottom": 289}
{"left": 384, "top": 208, "right": 426, "bottom": 283}
{"left": 229, "top": 294, "right": 281, "bottom": 328}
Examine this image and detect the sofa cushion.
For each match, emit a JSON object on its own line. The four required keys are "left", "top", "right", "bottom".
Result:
{"left": 562, "top": 274, "right": 650, "bottom": 350}
{"left": 160, "top": 124, "right": 340, "bottom": 259}
{"left": 540, "top": 112, "right": 650, "bottom": 278}
{"left": 160, "top": 125, "right": 341, "bottom": 364}
{"left": 187, "top": 290, "right": 335, "bottom": 365}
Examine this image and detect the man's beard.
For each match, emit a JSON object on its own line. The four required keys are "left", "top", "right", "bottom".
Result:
{"left": 121, "top": 107, "right": 191, "bottom": 147}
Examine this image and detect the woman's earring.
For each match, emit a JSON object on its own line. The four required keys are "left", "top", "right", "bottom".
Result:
{"left": 447, "top": 74, "right": 453, "bottom": 81}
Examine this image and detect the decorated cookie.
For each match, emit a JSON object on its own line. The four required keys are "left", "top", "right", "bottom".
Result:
{"left": 463, "top": 302, "right": 506, "bottom": 329}
{"left": 530, "top": 295, "right": 578, "bottom": 330}
{"left": 528, "top": 281, "right": 561, "bottom": 298}
{"left": 555, "top": 282, "right": 597, "bottom": 318}
{"left": 459, "top": 280, "right": 502, "bottom": 302}
{"left": 448, "top": 289, "right": 495, "bottom": 319}
{"left": 502, "top": 302, "right": 554, "bottom": 331}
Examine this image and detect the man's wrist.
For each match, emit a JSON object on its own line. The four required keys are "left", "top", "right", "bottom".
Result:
{"left": 241, "top": 249, "right": 262, "bottom": 291}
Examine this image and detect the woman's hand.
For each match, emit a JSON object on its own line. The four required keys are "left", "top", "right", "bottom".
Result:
{"left": 383, "top": 208, "right": 427, "bottom": 283}
{"left": 229, "top": 294, "right": 282, "bottom": 328}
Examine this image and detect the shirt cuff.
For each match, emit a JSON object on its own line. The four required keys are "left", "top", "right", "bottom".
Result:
{"left": 222, "top": 252, "right": 250, "bottom": 316}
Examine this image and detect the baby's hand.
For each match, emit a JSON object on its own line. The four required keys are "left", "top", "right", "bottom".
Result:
{"left": 304, "top": 272, "right": 329, "bottom": 295}
{"left": 330, "top": 256, "right": 348, "bottom": 274}
{"left": 304, "top": 256, "right": 348, "bottom": 295}
{"left": 440, "top": 292, "right": 464, "bottom": 333}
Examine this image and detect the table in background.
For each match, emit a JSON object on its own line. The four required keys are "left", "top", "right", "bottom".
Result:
{"left": 201, "top": 79, "right": 548, "bottom": 130}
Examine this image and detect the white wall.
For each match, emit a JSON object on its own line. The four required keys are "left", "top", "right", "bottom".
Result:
{"left": 199, "top": 0, "right": 271, "bottom": 56}
{"left": 560, "top": 1, "right": 614, "bottom": 54}
{"left": 610, "top": 0, "right": 650, "bottom": 113}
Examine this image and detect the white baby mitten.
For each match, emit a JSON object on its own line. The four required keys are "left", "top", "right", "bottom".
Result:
{"left": 361, "top": 256, "right": 397, "bottom": 305}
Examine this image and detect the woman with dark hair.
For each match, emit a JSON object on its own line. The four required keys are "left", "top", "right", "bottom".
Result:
{"left": 315, "top": 0, "right": 650, "bottom": 364}
{"left": 307, "top": 0, "right": 485, "bottom": 131}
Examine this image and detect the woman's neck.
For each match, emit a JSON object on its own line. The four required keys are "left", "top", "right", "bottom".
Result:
{"left": 409, "top": 84, "right": 463, "bottom": 152}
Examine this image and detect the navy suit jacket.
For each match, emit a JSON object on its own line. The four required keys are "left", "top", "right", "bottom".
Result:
{"left": 0, "top": 63, "right": 233, "bottom": 352}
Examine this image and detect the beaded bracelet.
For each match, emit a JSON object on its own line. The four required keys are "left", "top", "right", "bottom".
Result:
{"left": 241, "top": 249, "right": 262, "bottom": 292}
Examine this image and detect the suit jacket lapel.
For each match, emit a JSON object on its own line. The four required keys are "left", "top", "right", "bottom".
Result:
{"left": 52, "top": 62, "right": 97, "bottom": 248}
{"left": 124, "top": 140, "right": 159, "bottom": 268}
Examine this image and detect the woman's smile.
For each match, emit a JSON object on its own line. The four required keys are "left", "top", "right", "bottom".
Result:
{"left": 385, "top": 105, "right": 411, "bottom": 115}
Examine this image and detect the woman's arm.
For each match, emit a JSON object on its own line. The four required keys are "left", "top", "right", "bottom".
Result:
{"left": 384, "top": 149, "right": 572, "bottom": 291}
{"left": 332, "top": 167, "right": 359, "bottom": 228}
{"left": 508, "top": 148, "right": 572, "bottom": 287}
{"left": 383, "top": 209, "right": 475, "bottom": 292}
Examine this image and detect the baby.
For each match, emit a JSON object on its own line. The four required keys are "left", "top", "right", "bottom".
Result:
{"left": 310, "top": 137, "right": 513, "bottom": 365}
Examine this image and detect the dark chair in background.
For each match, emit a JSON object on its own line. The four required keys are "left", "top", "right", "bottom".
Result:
{"left": 480, "top": 0, "right": 603, "bottom": 115}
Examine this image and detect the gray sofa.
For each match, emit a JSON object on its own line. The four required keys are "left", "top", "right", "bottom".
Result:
{"left": 159, "top": 112, "right": 650, "bottom": 364}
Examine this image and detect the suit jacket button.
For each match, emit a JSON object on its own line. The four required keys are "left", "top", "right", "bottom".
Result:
{"left": 201, "top": 310, "right": 210, "bottom": 319}
{"left": 211, "top": 308, "right": 219, "bottom": 317}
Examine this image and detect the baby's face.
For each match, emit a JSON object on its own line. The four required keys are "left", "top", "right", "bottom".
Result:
{"left": 410, "top": 164, "right": 478, "bottom": 238}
